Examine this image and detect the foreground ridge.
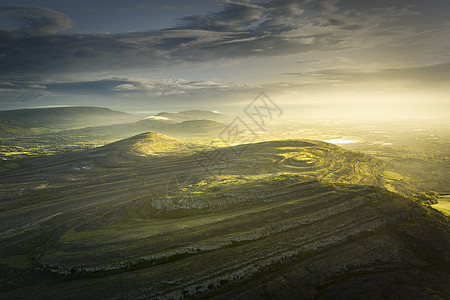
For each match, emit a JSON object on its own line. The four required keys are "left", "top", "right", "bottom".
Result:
{"left": 0, "top": 137, "right": 448, "bottom": 299}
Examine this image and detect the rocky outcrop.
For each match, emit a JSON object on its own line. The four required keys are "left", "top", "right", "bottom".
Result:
{"left": 0, "top": 139, "right": 448, "bottom": 299}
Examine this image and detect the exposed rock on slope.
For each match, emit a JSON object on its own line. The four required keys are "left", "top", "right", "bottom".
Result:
{"left": 0, "top": 137, "right": 448, "bottom": 299}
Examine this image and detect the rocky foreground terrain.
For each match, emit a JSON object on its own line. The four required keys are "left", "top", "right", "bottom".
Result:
{"left": 0, "top": 133, "right": 449, "bottom": 299}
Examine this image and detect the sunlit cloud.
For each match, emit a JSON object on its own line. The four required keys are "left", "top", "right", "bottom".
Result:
{"left": 0, "top": 0, "right": 448, "bottom": 113}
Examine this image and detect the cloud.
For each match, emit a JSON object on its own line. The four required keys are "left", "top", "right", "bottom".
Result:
{"left": 0, "top": 77, "right": 256, "bottom": 97}
{"left": 4, "top": 62, "right": 448, "bottom": 99}
{"left": 0, "top": 6, "right": 73, "bottom": 35}
{"left": 144, "top": 116, "right": 169, "bottom": 120}
{"left": 0, "top": 77, "right": 262, "bottom": 110}
{"left": 15, "top": 94, "right": 42, "bottom": 103}
{"left": 1, "top": 61, "right": 449, "bottom": 111}
{"left": 260, "top": 0, "right": 310, "bottom": 29}
{"left": 0, "top": 0, "right": 444, "bottom": 84}
{"left": 294, "top": 57, "right": 353, "bottom": 64}
{"left": 286, "top": 62, "right": 450, "bottom": 87}
{"left": 176, "top": 1, "right": 265, "bottom": 31}
{"left": 114, "top": 84, "right": 138, "bottom": 91}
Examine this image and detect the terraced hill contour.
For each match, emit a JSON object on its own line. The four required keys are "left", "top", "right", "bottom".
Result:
{"left": 0, "top": 133, "right": 448, "bottom": 299}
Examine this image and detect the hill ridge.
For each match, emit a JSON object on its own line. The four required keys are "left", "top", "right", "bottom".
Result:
{"left": 0, "top": 106, "right": 139, "bottom": 129}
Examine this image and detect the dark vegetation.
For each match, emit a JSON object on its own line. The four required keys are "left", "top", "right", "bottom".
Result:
{"left": 0, "top": 107, "right": 140, "bottom": 129}
{"left": 0, "top": 107, "right": 448, "bottom": 299}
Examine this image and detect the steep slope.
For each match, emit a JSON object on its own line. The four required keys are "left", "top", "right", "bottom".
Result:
{"left": 0, "top": 123, "right": 37, "bottom": 136}
{"left": 100, "top": 132, "right": 196, "bottom": 157}
{"left": 0, "top": 137, "right": 448, "bottom": 299}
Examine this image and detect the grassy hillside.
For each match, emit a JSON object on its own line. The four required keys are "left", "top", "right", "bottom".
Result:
{"left": 101, "top": 132, "right": 197, "bottom": 157}
{"left": 0, "top": 107, "right": 140, "bottom": 129}
{"left": 0, "top": 134, "right": 448, "bottom": 299}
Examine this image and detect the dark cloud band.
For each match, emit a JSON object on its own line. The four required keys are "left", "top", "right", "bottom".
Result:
{"left": 0, "top": 1, "right": 421, "bottom": 80}
{"left": 0, "top": 6, "right": 72, "bottom": 35}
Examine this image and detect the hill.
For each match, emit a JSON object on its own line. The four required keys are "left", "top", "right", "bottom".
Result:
{"left": 0, "top": 136, "right": 448, "bottom": 298}
{"left": 53, "top": 118, "right": 225, "bottom": 146}
{"left": 100, "top": 132, "right": 196, "bottom": 157}
{"left": 0, "top": 123, "right": 37, "bottom": 137}
{"left": 0, "top": 112, "right": 225, "bottom": 160}
{"left": 0, "top": 107, "right": 140, "bottom": 129}
{"left": 156, "top": 109, "right": 228, "bottom": 122}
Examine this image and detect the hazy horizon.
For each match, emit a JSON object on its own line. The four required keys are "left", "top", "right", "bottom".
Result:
{"left": 0, "top": 0, "right": 449, "bottom": 122}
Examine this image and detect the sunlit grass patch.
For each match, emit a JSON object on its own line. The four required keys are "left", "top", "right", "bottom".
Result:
{"left": 431, "top": 195, "right": 450, "bottom": 216}
{"left": 382, "top": 170, "right": 404, "bottom": 181}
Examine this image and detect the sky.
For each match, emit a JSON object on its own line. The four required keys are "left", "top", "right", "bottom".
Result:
{"left": 0, "top": 0, "right": 449, "bottom": 119}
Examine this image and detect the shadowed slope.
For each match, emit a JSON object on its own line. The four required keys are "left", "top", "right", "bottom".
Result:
{"left": 0, "top": 135, "right": 448, "bottom": 299}
{"left": 0, "top": 107, "right": 139, "bottom": 129}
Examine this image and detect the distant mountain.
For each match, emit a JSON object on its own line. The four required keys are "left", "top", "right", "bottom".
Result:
{"left": 0, "top": 109, "right": 227, "bottom": 160}
{"left": 57, "top": 118, "right": 226, "bottom": 140}
{"left": 0, "top": 107, "right": 140, "bottom": 129}
{"left": 156, "top": 110, "right": 228, "bottom": 122}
